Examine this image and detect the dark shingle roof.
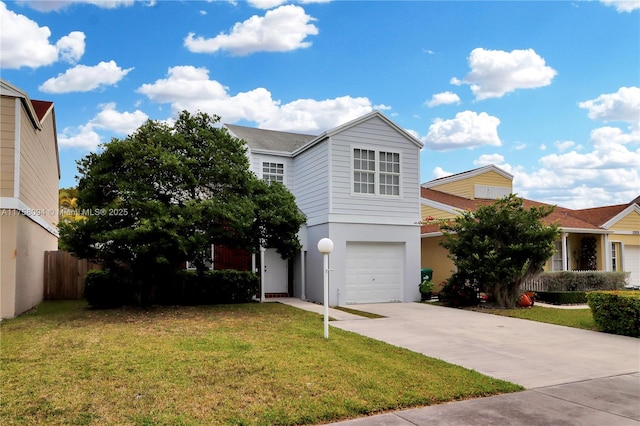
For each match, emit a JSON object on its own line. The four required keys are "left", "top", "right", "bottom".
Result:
{"left": 225, "top": 124, "right": 317, "bottom": 153}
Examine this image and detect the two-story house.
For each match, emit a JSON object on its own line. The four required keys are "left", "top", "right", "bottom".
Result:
{"left": 226, "top": 111, "right": 423, "bottom": 305}
{"left": 420, "top": 165, "right": 640, "bottom": 290}
{"left": 1, "top": 79, "right": 60, "bottom": 319}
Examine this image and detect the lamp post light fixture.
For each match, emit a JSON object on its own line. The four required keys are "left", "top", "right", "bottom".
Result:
{"left": 317, "top": 238, "right": 334, "bottom": 339}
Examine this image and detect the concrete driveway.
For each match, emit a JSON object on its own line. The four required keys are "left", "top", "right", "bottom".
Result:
{"left": 325, "top": 302, "right": 640, "bottom": 425}
{"left": 331, "top": 302, "right": 639, "bottom": 388}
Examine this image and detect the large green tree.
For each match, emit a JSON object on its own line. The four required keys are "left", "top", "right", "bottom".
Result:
{"left": 60, "top": 111, "right": 305, "bottom": 303}
{"left": 440, "top": 194, "right": 560, "bottom": 308}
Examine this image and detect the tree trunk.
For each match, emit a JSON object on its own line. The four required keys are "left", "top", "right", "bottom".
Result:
{"left": 492, "top": 282, "right": 520, "bottom": 308}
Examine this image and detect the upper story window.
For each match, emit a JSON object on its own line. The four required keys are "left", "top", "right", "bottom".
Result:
{"left": 353, "top": 148, "right": 400, "bottom": 196}
{"left": 263, "top": 162, "right": 284, "bottom": 184}
{"left": 379, "top": 151, "right": 400, "bottom": 196}
{"left": 353, "top": 148, "right": 375, "bottom": 194}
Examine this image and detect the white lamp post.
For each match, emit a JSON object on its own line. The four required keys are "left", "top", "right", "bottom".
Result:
{"left": 317, "top": 238, "right": 334, "bottom": 339}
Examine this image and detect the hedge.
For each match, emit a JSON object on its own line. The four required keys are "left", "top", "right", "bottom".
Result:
{"left": 532, "top": 271, "right": 628, "bottom": 292}
{"left": 85, "top": 268, "right": 260, "bottom": 308}
{"left": 84, "top": 269, "right": 125, "bottom": 308}
{"left": 536, "top": 291, "right": 587, "bottom": 305}
{"left": 162, "top": 270, "right": 260, "bottom": 305}
{"left": 587, "top": 291, "right": 640, "bottom": 338}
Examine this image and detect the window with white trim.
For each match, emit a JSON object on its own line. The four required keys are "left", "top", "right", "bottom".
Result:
{"left": 379, "top": 151, "right": 400, "bottom": 196}
{"left": 611, "top": 242, "right": 618, "bottom": 271}
{"left": 353, "top": 148, "right": 376, "bottom": 194}
{"left": 352, "top": 148, "right": 400, "bottom": 196}
{"left": 262, "top": 162, "right": 284, "bottom": 184}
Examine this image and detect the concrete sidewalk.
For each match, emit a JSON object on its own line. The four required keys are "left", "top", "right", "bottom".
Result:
{"left": 271, "top": 299, "right": 640, "bottom": 425}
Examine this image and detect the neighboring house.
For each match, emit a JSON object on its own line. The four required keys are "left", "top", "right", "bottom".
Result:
{"left": 420, "top": 165, "right": 640, "bottom": 288}
{"left": 225, "top": 111, "right": 424, "bottom": 305}
{"left": 1, "top": 79, "right": 60, "bottom": 319}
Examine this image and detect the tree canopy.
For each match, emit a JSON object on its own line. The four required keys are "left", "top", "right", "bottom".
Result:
{"left": 439, "top": 194, "right": 560, "bottom": 308}
{"left": 60, "top": 111, "right": 305, "bottom": 301}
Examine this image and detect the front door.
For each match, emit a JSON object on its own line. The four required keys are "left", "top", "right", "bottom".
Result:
{"left": 263, "top": 248, "right": 288, "bottom": 294}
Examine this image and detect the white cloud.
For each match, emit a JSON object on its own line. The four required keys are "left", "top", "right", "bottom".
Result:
{"left": 578, "top": 86, "right": 640, "bottom": 128}
{"left": 555, "top": 140, "right": 576, "bottom": 152}
{"left": 600, "top": 0, "right": 640, "bottom": 12}
{"left": 540, "top": 144, "right": 547, "bottom": 151}
{"left": 39, "top": 61, "right": 134, "bottom": 93}
{"left": 248, "top": 0, "right": 287, "bottom": 9}
{"left": 184, "top": 5, "right": 318, "bottom": 55}
{"left": 422, "top": 110, "right": 501, "bottom": 150}
{"left": 426, "top": 91, "right": 460, "bottom": 107}
{"left": 0, "top": 2, "right": 87, "bottom": 69}
{"left": 59, "top": 103, "right": 149, "bottom": 150}
{"left": 452, "top": 48, "right": 557, "bottom": 100}
{"left": 258, "top": 96, "right": 372, "bottom": 132}
{"left": 514, "top": 143, "right": 526, "bottom": 150}
{"left": 58, "top": 123, "right": 102, "bottom": 150}
{"left": 474, "top": 153, "right": 505, "bottom": 166}
{"left": 90, "top": 103, "right": 149, "bottom": 135}
{"left": 505, "top": 125, "right": 640, "bottom": 208}
{"left": 55, "top": 31, "right": 85, "bottom": 63}
{"left": 432, "top": 166, "right": 453, "bottom": 179}
{"left": 137, "top": 65, "right": 373, "bottom": 132}
{"left": 17, "top": 0, "right": 139, "bottom": 12}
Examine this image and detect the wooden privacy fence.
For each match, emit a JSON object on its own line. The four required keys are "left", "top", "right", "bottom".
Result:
{"left": 44, "top": 251, "right": 101, "bottom": 300}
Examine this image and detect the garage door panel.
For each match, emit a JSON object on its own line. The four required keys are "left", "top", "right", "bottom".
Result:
{"left": 625, "top": 246, "right": 639, "bottom": 287}
{"left": 346, "top": 242, "right": 403, "bottom": 304}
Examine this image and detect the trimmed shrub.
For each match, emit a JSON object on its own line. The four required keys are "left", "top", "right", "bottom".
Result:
{"left": 536, "top": 291, "right": 587, "bottom": 305}
{"left": 530, "top": 271, "right": 628, "bottom": 292}
{"left": 84, "top": 269, "right": 125, "bottom": 308}
{"left": 159, "top": 270, "right": 260, "bottom": 305}
{"left": 438, "top": 273, "right": 479, "bottom": 307}
{"left": 587, "top": 291, "right": 640, "bottom": 338}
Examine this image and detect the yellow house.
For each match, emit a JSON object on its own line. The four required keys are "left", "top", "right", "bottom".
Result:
{"left": 1, "top": 79, "right": 60, "bottom": 319}
{"left": 420, "top": 165, "right": 640, "bottom": 290}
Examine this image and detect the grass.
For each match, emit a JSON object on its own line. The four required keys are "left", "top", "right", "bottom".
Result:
{"left": 1, "top": 301, "right": 522, "bottom": 426}
{"left": 470, "top": 305, "right": 597, "bottom": 330}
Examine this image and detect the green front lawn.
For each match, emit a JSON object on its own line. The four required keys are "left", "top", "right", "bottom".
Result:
{"left": 471, "top": 305, "right": 597, "bottom": 330}
{"left": 1, "top": 301, "right": 521, "bottom": 426}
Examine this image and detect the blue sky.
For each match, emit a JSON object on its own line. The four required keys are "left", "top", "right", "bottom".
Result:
{"left": 1, "top": 0, "right": 639, "bottom": 209}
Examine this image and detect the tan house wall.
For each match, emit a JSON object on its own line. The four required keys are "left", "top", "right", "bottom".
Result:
{"left": 420, "top": 204, "right": 456, "bottom": 220}
{"left": 421, "top": 236, "right": 455, "bottom": 291}
{"left": 429, "top": 170, "right": 512, "bottom": 199}
{"left": 0, "top": 85, "right": 59, "bottom": 319}
{"left": 1, "top": 96, "right": 16, "bottom": 197}
{"left": 15, "top": 215, "right": 57, "bottom": 315}
{"left": 0, "top": 215, "right": 18, "bottom": 318}
{"left": 18, "top": 106, "right": 59, "bottom": 229}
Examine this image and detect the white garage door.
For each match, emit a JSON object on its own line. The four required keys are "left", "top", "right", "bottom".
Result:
{"left": 345, "top": 242, "right": 404, "bottom": 304}
{"left": 625, "top": 245, "right": 640, "bottom": 287}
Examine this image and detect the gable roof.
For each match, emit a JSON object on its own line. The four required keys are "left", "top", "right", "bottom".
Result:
{"left": 421, "top": 164, "right": 513, "bottom": 189}
{"left": 293, "top": 110, "right": 424, "bottom": 155}
{"left": 575, "top": 201, "right": 640, "bottom": 229}
{"left": 1, "top": 79, "right": 60, "bottom": 178}
{"left": 224, "top": 124, "right": 316, "bottom": 154}
{"left": 420, "top": 188, "right": 603, "bottom": 235}
{"left": 226, "top": 111, "right": 423, "bottom": 157}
